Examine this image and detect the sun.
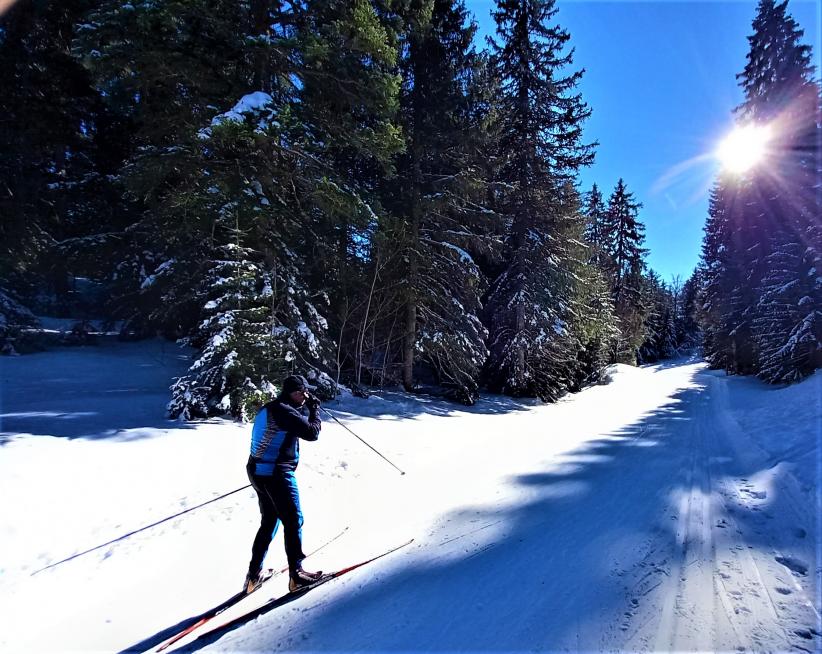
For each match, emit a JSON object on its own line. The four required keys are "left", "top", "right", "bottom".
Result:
{"left": 716, "top": 124, "right": 772, "bottom": 174}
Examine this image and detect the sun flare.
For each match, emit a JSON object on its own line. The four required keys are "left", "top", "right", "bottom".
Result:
{"left": 716, "top": 124, "right": 772, "bottom": 173}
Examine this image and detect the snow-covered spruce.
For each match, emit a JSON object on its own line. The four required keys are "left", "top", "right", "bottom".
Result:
{"left": 166, "top": 242, "right": 334, "bottom": 420}
{"left": 483, "top": 1, "right": 600, "bottom": 399}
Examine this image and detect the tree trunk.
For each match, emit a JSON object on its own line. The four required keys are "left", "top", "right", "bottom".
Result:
{"left": 402, "top": 162, "right": 421, "bottom": 391}
{"left": 251, "top": 0, "right": 272, "bottom": 92}
{"left": 402, "top": 26, "right": 426, "bottom": 393}
{"left": 356, "top": 260, "right": 379, "bottom": 386}
{"left": 402, "top": 301, "right": 417, "bottom": 391}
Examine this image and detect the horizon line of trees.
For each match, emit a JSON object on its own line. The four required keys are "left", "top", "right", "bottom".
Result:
{"left": 2, "top": 0, "right": 814, "bottom": 420}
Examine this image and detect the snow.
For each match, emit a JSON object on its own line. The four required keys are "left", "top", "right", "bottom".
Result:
{"left": 25, "top": 316, "right": 123, "bottom": 336}
{"left": 295, "top": 321, "right": 318, "bottom": 351}
{"left": 198, "top": 91, "right": 277, "bottom": 139}
{"left": 438, "top": 241, "right": 475, "bottom": 265}
{"left": 0, "top": 344, "right": 819, "bottom": 652}
{"left": 141, "top": 260, "right": 176, "bottom": 290}
{"left": 211, "top": 92, "right": 274, "bottom": 128}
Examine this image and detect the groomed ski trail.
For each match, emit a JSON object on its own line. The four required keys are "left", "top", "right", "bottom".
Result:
{"left": 624, "top": 370, "right": 820, "bottom": 652}
{"left": 209, "top": 363, "right": 819, "bottom": 653}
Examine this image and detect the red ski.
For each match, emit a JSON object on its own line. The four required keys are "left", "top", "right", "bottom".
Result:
{"left": 154, "top": 527, "right": 349, "bottom": 652}
{"left": 169, "top": 538, "right": 414, "bottom": 651}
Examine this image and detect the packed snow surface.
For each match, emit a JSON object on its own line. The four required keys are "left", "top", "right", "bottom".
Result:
{"left": 0, "top": 341, "right": 819, "bottom": 652}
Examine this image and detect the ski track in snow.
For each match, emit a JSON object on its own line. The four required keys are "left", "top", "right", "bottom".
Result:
{"left": 0, "top": 342, "right": 819, "bottom": 653}
{"left": 617, "top": 373, "right": 820, "bottom": 653}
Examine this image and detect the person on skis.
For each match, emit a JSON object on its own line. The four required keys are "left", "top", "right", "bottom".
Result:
{"left": 244, "top": 374, "right": 323, "bottom": 593}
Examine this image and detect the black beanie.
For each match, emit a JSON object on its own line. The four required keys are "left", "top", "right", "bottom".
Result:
{"left": 281, "top": 374, "right": 310, "bottom": 395}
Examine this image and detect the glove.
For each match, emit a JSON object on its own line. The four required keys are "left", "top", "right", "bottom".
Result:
{"left": 305, "top": 393, "right": 321, "bottom": 412}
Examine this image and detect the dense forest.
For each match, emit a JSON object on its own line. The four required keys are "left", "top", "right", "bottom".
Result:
{"left": 0, "top": 0, "right": 817, "bottom": 418}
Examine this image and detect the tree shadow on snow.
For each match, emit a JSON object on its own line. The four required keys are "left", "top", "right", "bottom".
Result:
{"left": 0, "top": 339, "right": 197, "bottom": 441}
{"left": 326, "top": 388, "right": 551, "bottom": 423}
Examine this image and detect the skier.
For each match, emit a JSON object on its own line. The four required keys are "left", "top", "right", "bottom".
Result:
{"left": 244, "top": 374, "right": 323, "bottom": 593}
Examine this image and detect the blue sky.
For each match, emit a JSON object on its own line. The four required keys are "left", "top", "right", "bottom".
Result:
{"left": 467, "top": 0, "right": 821, "bottom": 283}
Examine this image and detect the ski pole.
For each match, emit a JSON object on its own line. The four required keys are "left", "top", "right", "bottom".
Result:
{"left": 30, "top": 484, "right": 252, "bottom": 576}
{"left": 320, "top": 406, "right": 406, "bottom": 476}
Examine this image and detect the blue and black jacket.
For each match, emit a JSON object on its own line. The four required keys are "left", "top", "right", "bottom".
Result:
{"left": 248, "top": 398, "right": 321, "bottom": 475}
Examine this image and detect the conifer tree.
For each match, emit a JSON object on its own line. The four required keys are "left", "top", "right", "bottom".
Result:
{"left": 700, "top": 0, "right": 821, "bottom": 381}
{"left": 284, "top": 0, "right": 405, "bottom": 394}
{"left": 699, "top": 181, "right": 736, "bottom": 370}
{"left": 370, "top": 0, "right": 491, "bottom": 403}
{"left": 678, "top": 270, "right": 703, "bottom": 349}
{"left": 483, "top": 0, "right": 595, "bottom": 399}
{"left": 582, "top": 183, "right": 608, "bottom": 269}
{"left": 72, "top": 0, "right": 264, "bottom": 337}
{"left": 637, "top": 272, "right": 677, "bottom": 363}
{"left": 602, "top": 178, "right": 648, "bottom": 362}
{"left": 77, "top": 0, "right": 404, "bottom": 416}
{"left": 567, "top": 229, "right": 620, "bottom": 388}
{"left": 603, "top": 179, "right": 646, "bottom": 304}
{"left": 754, "top": 239, "right": 821, "bottom": 381}
{"left": 0, "top": 0, "right": 114, "bottom": 323}
{"left": 738, "top": 0, "right": 821, "bottom": 382}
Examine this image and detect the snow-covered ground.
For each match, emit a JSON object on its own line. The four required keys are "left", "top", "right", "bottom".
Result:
{"left": 0, "top": 340, "right": 819, "bottom": 652}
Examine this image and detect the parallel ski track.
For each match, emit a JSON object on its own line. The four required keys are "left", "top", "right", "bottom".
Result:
{"left": 649, "top": 373, "right": 817, "bottom": 652}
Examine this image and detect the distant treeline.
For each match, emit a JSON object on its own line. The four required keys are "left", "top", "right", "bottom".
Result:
{"left": 0, "top": 0, "right": 817, "bottom": 418}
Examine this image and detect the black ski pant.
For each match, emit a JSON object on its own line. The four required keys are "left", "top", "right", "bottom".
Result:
{"left": 246, "top": 460, "right": 307, "bottom": 577}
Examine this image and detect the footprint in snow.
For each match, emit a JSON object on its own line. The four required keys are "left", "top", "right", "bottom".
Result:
{"left": 774, "top": 586, "right": 793, "bottom": 595}
{"left": 775, "top": 555, "right": 808, "bottom": 576}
